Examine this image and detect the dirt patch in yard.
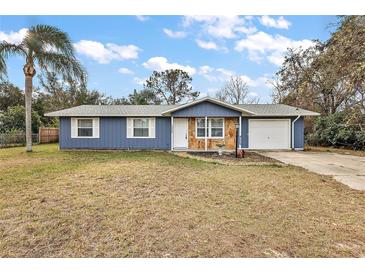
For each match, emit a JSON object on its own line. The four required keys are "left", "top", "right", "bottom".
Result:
{"left": 178, "top": 151, "right": 282, "bottom": 166}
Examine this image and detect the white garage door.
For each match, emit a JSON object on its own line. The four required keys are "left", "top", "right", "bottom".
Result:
{"left": 249, "top": 119, "right": 291, "bottom": 149}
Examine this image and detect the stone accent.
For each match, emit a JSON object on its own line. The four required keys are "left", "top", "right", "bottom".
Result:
{"left": 188, "top": 117, "right": 238, "bottom": 150}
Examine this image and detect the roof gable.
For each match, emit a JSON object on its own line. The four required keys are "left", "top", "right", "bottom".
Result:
{"left": 171, "top": 101, "right": 242, "bottom": 117}
{"left": 161, "top": 97, "right": 255, "bottom": 116}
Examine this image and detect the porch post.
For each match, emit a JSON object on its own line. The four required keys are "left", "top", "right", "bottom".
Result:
{"left": 171, "top": 116, "right": 174, "bottom": 151}
{"left": 205, "top": 116, "right": 208, "bottom": 151}
{"left": 239, "top": 116, "right": 242, "bottom": 149}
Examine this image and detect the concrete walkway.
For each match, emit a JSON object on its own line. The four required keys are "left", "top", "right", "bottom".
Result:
{"left": 259, "top": 151, "right": 365, "bottom": 191}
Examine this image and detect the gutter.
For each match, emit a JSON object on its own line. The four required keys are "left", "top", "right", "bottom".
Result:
{"left": 291, "top": 115, "right": 301, "bottom": 150}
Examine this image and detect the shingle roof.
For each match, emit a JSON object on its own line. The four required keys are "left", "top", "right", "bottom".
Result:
{"left": 238, "top": 104, "right": 319, "bottom": 116}
{"left": 45, "top": 99, "right": 320, "bottom": 117}
{"left": 45, "top": 104, "right": 177, "bottom": 117}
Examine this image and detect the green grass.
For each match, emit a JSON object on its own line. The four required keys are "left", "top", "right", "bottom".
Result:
{"left": 1, "top": 144, "right": 365, "bottom": 257}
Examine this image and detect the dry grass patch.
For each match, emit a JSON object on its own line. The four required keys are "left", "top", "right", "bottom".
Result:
{"left": 1, "top": 144, "right": 365, "bottom": 257}
{"left": 305, "top": 146, "right": 365, "bottom": 157}
{"left": 176, "top": 151, "right": 282, "bottom": 166}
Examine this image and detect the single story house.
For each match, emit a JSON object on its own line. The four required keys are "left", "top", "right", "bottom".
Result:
{"left": 45, "top": 97, "right": 319, "bottom": 151}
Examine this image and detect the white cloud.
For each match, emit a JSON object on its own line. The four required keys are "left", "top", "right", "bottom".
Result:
{"left": 133, "top": 77, "right": 146, "bottom": 86}
{"left": 198, "top": 67, "right": 234, "bottom": 82}
{"left": 163, "top": 28, "right": 187, "bottom": 39}
{"left": 142, "top": 56, "right": 196, "bottom": 75}
{"left": 0, "top": 28, "right": 28, "bottom": 44}
{"left": 235, "top": 26, "right": 257, "bottom": 35}
{"left": 118, "top": 67, "right": 134, "bottom": 74}
{"left": 216, "top": 68, "right": 235, "bottom": 79}
{"left": 197, "top": 65, "right": 269, "bottom": 89}
{"left": 234, "top": 31, "right": 314, "bottom": 66}
{"left": 199, "top": 68, "right": 231, "bottom": 82}
{"left": 136, "top": 15, "right": 149, "bottom": 22}
{"left": 198, "top": 65, "right": 214, "bottom": 75}
{"left": 259, "top": 16, "right": 291, "bottom": 29}
{"left": 195, "top": 39, "right": 218, "bottom": 50}
{"left": 183, "top": 16, "right": 254, "bottom": 39}
{"left": 182, "top": 16, "right": 216, "bottom": 27}
{"left": 240, "top": 75, "right": 270, "bottom": 88}
{"left": 74, "top": 40, "right": 140, "bottom": 64}
{"left": 205, "top": 16, "right": 244, "bottom": 39}
{"left": 266, "top": 51, "right": 286, "bottom": 66}
{"left": 107, "top": 44, "right": 140, "bottom": 60}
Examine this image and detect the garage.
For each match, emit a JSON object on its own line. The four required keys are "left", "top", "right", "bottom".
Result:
{"left": 248, "top": 119, "right": 291, "bottom": 149}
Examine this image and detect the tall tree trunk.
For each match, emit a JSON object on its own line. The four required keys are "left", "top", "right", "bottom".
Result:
{"left": 23, "top": 62, "right": 36, "bottom": 152}
{"left": 24, "top": 75, "right": 33, "bottom": 152}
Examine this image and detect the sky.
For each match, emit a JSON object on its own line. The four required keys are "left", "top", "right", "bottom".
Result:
{"left": 0, "top": 15, "right": 336, "bottom": 103}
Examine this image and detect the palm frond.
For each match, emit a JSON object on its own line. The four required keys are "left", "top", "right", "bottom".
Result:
{"left": 0, "top": 41, "right": 26, "bottom": 77}
{"left": 36, "top": 51, "right": 86, "bottom": 83}
{"left": 26, "top": 25, "right": 74, "bottom": 56}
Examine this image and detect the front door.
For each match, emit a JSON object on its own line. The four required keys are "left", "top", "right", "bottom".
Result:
{"left": 173, "top": 118, "right": 188, "bottom": 149}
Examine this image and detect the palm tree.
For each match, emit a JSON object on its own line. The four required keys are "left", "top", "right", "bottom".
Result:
{"left": 0, "top": 25, "right": 85, "bottom": 152}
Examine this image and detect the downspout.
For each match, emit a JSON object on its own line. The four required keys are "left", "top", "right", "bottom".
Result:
{"left": 205, "top": 116, "right": 208, "bottom": 151}
{"left": 291, "top": 115, "right": 300, "bottom": 150}
{"left": 171, "top": 116, "right": 174, "bottom": 151}
{"left": 238, "top": 116, "right": 242, "bottom": 149}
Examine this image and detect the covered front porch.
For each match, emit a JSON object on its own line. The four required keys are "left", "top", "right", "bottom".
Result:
{"left": 170, "top": 116, "right": 242, "bottom": 152}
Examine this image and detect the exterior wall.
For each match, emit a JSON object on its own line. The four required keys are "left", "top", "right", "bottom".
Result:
{"left": 240, "top": 116, "right": 305, "bottom": 149}
{"left": 59, "top": 117, "right": 171, "bottom": 150}
{"left": 293, "top": 116, "right": 304, "bottom": 149}
{"left": 241, "top": 117, "right": 249, "bottom": 148}
{"left": 172, "top": 101, "right": 241, "bottom": 117}
{"left": 58, "top": 114, "right": 305, "bottom": 150}
{"left": 188, "top": 117, "right": 237, "bottom": 150}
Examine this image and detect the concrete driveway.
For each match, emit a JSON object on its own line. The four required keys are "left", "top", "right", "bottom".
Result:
{"left": 259, "top": 151, "right": 365, "bottom": 191}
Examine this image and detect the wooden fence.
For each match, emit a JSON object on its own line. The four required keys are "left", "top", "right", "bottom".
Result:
{"left": 39, "top": 127, "right": 59, "bottom": 144}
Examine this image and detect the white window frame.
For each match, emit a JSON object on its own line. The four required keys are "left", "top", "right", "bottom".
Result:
{"left": 71, "top": 117, "right": 100, "bottom": 139}
{"left": 195, "top": 118, "right": 225, "bottom": 139}
{"left": 127, "top": 117, "right": 156, "bottom": 139}
{"left": 196, "top": 118, "right": 207, "bottom": 138}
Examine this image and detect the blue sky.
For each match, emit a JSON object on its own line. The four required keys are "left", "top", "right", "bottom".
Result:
{"left": 0, "top": 15, "right": 336, "bottom": 103}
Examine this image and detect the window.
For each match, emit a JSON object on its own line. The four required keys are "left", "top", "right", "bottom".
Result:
{"left": 196, "top": 118, "right": 224, "bottom": 138}
{"left": 127, "top": 118, "right": 155, "bottom": 138}
{"left": 133, "top": 118, "right": 149, "bottom": 137}
{"left": 196, "top": 118, "right": 206, "bottom": 138}
{"left": 78, "top": 119, "right": 93, "bottom": 137}
{"left": 210, "top": 118, "right": 224, "bottom": 137}
{"left": 71, "top": 118, "right": 99, "bottom": 138}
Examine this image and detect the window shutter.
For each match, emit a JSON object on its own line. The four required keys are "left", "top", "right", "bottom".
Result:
{"left": 71, "top": 118, "right": 77, "bottom": 138}
{"left": 149, "top": 118, "right": 155, "bottom": 138}
{"left": 93, "top": 118, "right": 100, "bottom": 138}
{"left": 127, "top": 118, "right": 133, "bottom": 138}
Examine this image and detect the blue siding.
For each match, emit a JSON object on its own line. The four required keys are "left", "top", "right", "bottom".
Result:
{"left": 241, "top": 117, "right": 249, "bottom": 148}
{"left": 293, "top": 117, "right": 304, "bottom": 149}
{"left": 172, "top": 101, "right": 241, "bottom": 117}
{"left": 59, "top": 117, "right": 171, "bottom": 150}
{"left": 240, "top": 116, "right": 305, "bottom": 149}
{"left": 58, "top": 114, "right": 305, "bottom": 150}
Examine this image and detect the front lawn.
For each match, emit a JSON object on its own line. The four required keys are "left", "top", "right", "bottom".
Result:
{"left": 0, "top": 144, "right": 364, "bottom": 257}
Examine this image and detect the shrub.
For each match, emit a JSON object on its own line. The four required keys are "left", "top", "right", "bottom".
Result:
{"left": 307, "top": 112, "right": 365, "bottom": 150}
{"left": 0, "top": 105, "right": 41, "bottom": 133}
